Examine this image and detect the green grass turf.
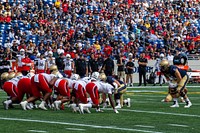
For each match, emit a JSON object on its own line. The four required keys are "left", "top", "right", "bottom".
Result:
{"left": 0, "top": 84, "right": 200, "bottom": 133}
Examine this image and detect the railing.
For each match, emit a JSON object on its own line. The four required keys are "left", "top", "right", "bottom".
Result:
{"left": 188, "top": 54, "right": 200, "bottom": 60}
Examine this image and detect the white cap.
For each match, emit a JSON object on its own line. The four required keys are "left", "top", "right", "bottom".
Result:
{"left": 129, "top": 53, "right": 133, "bottom": 57}
{"left": 20, "top": 49, "right": 25, "bottom": 52}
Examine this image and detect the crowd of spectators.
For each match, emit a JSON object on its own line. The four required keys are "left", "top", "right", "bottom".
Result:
{"left": 0, "top": 0, "right": 199, "bottom": 61}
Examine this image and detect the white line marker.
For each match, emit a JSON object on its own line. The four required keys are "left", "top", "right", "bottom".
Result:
{"left": 127, "top": 90, "right": 164, "bottom": 93}
{"left": 66, "top": 128, "right": 85, "bottom": 131}
{"left": 168, "top": 124, "right": 189, "bottom": 127}
{"left": 135, "top": 125, "right": 155, "bottom": 128}
{"left": 103, "top": 108, "right": 200, "bottom": 118}
{"left": 28, "top": 130, "right": 47, "bottom": 133}
{"left": 0, "top": 117, "right": 163, "bottom": 133}
{"left": 127, "top": 86, "right": 200, "bottom": 88}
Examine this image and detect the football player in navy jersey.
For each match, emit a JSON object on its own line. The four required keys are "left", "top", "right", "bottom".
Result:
{"left": 160, "top": 59, "right": 192, "bottom": 108}
{"left": 105, "top": 75, "right": 130, "bottom": 108}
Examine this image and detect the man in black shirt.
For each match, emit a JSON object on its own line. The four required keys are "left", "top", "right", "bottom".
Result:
{"left": 125, "top": 53, "right": 135, "bottom": 87}
{"left": 56, "top": 53, "right": 65, "bottom": 75}
{"left": 138, "top": 52, "right": 148, "bottom": 86}
{"left": 74, "top": 53, "right": 88, "bottom": 78}
{"left": 101, "top": 55, "right": 114, "bottom": 76}
{"left": 0, "top": 55, "right": 10, "bottom": 74}
{"left": 89, "top": 54, "right": 100, "bottom": 74}
{"left": 117, "top": 53, "right": 126, "bottom": 83}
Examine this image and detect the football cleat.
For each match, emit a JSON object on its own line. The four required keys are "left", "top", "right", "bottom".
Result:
{"left": 127, "top": 98, "right": 131, "bottom": 107}
{"left": 69, "top": 104, "right": 77, "bottom": 112}
{"left": 170, "top": 104, "right": 179, "bottom": 108}
{"left": 54, "top": 101, "right": 61, "bottom": 110}
{"left": 102, "top": 102, "right": 107, "bottom": 108}
{"left": 3, "top": 101, "right": 9, "bottom": 110}
{"left": 20, "top": 101, "right": 28, "bottom": 110}
{"left": 84, "top": 108, "right": 91, "bottom": 114}
{"left": 26, "top": 103, "right": 33, "bottom": 110}
{"left": 39, "top": 103, "right": 47, "bottom": 110}
{"left": 78, "top": 104, "right": 84, "bottom": 114}
{"left": 184, "top": 102, "right": 192, "bottom": 108}
{"left": 96, "top": 108, "right": 104, "bottom": 112}
{"left": 115, "top": 104, "right": 121, "bottom": 109}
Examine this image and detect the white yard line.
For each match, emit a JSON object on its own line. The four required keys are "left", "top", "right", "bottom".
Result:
{"left": 127, "top": 86, "right": 200, "bottom": 89}
{"left": 103, "top": 108, "right": 200, "bottom": 118}
{"left": 28, "top": 130, "right": 47, "bottom": 133}
{"left": 66, "top": 128, "right": 85, "bottom": 131}
{"left": 134, "top": 125, "right": 155, "bottom": 128}
{"left": 128, "top": 90, "right": 164, "bottom": 93}
{"left": 168, "top": 124, "right": 189, "bottom": 127}
{"left": 0, "top": 117, "right": 162, "bottom": 133}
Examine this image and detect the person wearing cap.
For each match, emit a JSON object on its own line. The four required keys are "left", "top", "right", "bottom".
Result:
{"left": 138, "top": 52, "right": 148, "bottom": 86}
{"left": 125, "top": 53, "right": 135, "bottom": 87}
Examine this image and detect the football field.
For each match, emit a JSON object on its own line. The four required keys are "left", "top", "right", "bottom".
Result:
{"left": 0, "top": 84, "right": 200, "bottom": 133}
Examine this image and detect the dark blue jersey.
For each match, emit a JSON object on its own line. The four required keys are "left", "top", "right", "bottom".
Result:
{"left": 106, "top": 76, "right": 124, "bottom": 85}
{"left": 166, "top": 65, "right": 187, "bottom": 79}
{"left": 106, "top": 76, "right": 115, "bottom": 85}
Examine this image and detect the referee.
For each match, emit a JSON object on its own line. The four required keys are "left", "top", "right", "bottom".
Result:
{"left": 138, "top": 52, "right": 148, "bottom": 86}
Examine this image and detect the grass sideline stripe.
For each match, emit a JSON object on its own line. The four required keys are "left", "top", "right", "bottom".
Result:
{"left": 0, "top": 117, "right": 163, "bottom": 133}
{"left": 28, "top": 130, "right": 47, "bottom": 133}
{"left": 168, "top": 124, "right": 189, "bottom": 127}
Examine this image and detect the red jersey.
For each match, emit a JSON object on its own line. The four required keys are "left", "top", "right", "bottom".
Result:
{"left": 21, "top": 57, "right": 32, "bottom": 71}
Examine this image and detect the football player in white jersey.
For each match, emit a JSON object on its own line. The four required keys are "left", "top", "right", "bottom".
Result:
{"left": 46, "top": 51, "right": 55, "bottom": 74}
{"left": 154, "top": 53, "right": 166, "bottom": 86}
{"left": 35, "top": 54, "right": 47, "bottom": 74}
{"left": 1, "top": 72, "right": 23, "bottom": 110}
{"left": 20, "top": 73, "right": 57, "bottom": 110}
{"left": 63, "top": 54, "right": 74, "bottom": 78}
{"left": 16, "top": 49, "right": 25, "bottom": 72}
{"left": 78, "top": 72, "right": 119, "bottom": 114}
{"left": 72, "top": 76, "right": 91, "bottom": 104}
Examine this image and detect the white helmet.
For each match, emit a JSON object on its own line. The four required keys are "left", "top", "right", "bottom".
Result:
{"left": 20, "top": 49, "right": 25, "bottom": 55}
{"left": 66, "top": 54, "right": 71, "bottom": 59}
{"left": 70, "top": 74, "right": 80, "bottom": 80}
{"left": 91, "top": 72, "right": 100, "bottom": 80}
{"left": 160, "top": 53, "right": 164, "bottom": 58}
